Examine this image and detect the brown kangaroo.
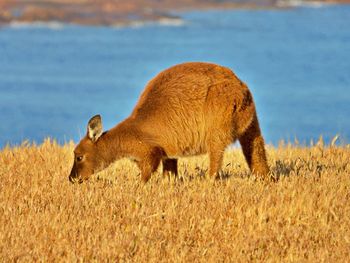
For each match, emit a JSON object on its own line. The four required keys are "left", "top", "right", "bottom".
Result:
{"left": 69, "top": 62, "right": 270, "bottom": 183}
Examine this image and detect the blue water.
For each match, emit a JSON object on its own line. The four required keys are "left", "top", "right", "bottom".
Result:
{"left": 0, "top": 5, "right": 349, "bottom": 147}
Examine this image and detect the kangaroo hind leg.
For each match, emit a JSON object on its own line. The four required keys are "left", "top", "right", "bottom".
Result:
{"left": 208, "top": 144, "right": 225, "bottom": 180}
{"left": 239, "top": 114, "right": 270, "bottom": 179}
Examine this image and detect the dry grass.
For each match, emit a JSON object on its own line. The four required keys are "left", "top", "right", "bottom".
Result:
{"left": 1, "top": 139, "right": 350, "bottom": 262}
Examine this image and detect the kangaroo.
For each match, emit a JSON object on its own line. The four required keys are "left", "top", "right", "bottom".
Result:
{"left": 69, "top": 62, "right": 270, "bottom": 183}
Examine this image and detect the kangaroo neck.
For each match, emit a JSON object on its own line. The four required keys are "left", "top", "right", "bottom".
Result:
{"left": 96, "top": 118, "right": 141, "bottom": 164}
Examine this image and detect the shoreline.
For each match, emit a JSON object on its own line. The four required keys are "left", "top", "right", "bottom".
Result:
{"left": 1, "top": 1, "right": 349, "bottom": 27}
{"left": 3, "top": 17, "right": 187, "bottom": 30}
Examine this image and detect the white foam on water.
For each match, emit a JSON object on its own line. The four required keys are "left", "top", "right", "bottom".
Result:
{"left": 277, "top": 0, "right": 331, "bottom": 8}
{"left": 8, "top": 21, "right": 65, "bottom": 30}
{"left": 112, "top": 18, "right": 186, "bottom": 29}
{"left": 157, "top": 18, "right": 186, "bottom": 26}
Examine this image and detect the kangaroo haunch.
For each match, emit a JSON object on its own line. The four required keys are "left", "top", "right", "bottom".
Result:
{"left": 69, "top": 62, "right": 270, "bottom": 183}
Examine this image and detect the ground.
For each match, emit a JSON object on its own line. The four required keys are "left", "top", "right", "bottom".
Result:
{"left": 0, "top": 139, "right": 349, "bottom": 261}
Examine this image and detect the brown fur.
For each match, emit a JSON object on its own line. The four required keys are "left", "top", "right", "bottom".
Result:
{"left": 69, "top": 62, "right": 270, "bottom": 183}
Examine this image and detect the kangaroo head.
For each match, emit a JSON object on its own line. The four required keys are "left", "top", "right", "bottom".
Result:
{"left": 69, "top": 115, "right": 104, "bottom": 183}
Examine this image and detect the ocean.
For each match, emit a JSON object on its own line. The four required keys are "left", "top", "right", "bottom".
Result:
{"left": 0, "top": 4, "right": 349, "bottom": 147}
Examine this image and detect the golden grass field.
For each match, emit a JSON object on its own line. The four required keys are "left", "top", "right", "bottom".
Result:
{"left": 1, "top": 139, "right": 349, "bottom": 262}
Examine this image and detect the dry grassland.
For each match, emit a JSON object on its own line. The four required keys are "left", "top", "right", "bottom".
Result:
{"left": 1, "top": 139, "right": 350, "bottom": 262}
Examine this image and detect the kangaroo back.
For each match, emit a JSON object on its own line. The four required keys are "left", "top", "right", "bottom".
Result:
{"left": 131, "top": 62, "right": 256, "bottom": 157}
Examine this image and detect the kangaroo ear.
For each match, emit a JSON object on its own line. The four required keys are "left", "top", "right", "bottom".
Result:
{"left": 87, "top": 115, "right": 103, "bottom": 143}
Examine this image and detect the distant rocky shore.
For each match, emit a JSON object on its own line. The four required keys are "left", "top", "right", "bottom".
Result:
{"left": 1, "top": 0, "right": 349, "bottom": 27}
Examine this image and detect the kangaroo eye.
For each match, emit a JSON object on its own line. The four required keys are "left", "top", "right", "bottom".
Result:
{"left": 76, "top": 156, "right": 83, "bottom": 162}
